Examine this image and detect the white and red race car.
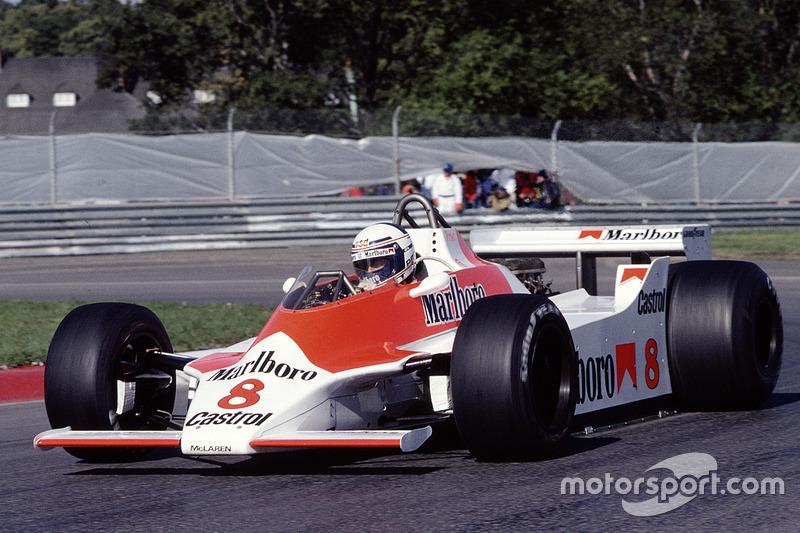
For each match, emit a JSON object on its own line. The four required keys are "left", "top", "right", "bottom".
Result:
{"left": 35, "top": 194, "right": 783, "bottom": 462}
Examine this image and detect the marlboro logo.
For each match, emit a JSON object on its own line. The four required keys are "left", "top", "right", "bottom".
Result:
{"left": 578, "top": 228, "right": 697, "bottom": 241}
{"left": 207, "top": 351, "right": 318, "bottom": 382}
{"left": 421, "top": 277, "right": 486, "bottom": 327}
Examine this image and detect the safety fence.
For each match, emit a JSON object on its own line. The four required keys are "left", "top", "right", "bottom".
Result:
{"left": 0, "top": 197, "right": 797, "bottom": 258}
{"left": 4, "top": 126, "right": 800, "bottom": 205}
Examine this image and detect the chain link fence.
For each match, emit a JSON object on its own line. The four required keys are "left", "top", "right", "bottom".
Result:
{"left": 4, "top": 107, "right": 800, "bottom": 206}
{"left": 7, "top": 105, "right": 800, "bottom": 142}
{"left": 44, "top": 106, "right": 800, "bottom": 143}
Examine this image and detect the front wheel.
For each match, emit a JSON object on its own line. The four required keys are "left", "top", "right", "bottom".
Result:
{"left": 451, "top": 294, "right": 577, "bottom": 461}
{"left": 44, "top": 303, "right": 176, "bottom": 462}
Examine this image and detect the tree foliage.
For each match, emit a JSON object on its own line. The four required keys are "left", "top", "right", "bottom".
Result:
{"left": 3, "top": 0, "right": 800, "bottom": 128}
{"left": 0, "top": 0, "right": 122, "bottom": 57}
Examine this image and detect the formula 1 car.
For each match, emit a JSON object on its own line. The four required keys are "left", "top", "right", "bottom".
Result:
{"left": 34, "top": 194, "right": 783, "bottom": 462}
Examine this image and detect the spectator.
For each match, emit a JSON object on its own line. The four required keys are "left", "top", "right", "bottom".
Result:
{"left": 401, "top": 179, "right": 421, "bottom": 195}
{"left": 535, "top": 169, "right": 561, "bottom": 209}
{"left": 487, "top": 183, "right": 512, "bottom": 211}
{"left": 340, "top": 187, "right": 363, "bottom": 197}
{"left": 417, "top": 172, "right": 439, "bottom": 199}
{"left": 431, "top": 163, "right": 463, "bottom": 215}
{"left": 480, "top": 174, "right": 497, "bottom": 206}
{"left": 516, "top": 171, "right": 538, "bottom": 207}
{"left": 490, "top": 168, "right": 518, "bottom": 207}
{"left": 461, "top": 171, "right": 481, "bottom": 209}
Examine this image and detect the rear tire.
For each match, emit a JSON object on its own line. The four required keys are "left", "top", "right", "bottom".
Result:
{"left": 667, "top": 260, "right": 782, "bottom": 410}
{"left": 44, "top": 303, "right": 176, "bottom": 462}
{"left": 451, "top": 294, "right": 577, "bottom": 460}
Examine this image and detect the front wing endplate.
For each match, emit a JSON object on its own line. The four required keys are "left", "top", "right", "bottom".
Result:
{"left": 250, "top": 426, "right": 433, "bottom": 453}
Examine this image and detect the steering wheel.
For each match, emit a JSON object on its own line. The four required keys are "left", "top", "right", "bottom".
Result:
{"left": 392, "top": 193, "right": 451, "bottom": 229}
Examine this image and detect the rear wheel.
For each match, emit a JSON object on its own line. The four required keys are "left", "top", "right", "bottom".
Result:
{"left": 451, "top": 294, "right": 577, "bottom": 460}
{"left": 667, "top": 260, "right": 782, "bottom": 410}
{"left": 44, "top": 303, "right": 176, "bottom": 462}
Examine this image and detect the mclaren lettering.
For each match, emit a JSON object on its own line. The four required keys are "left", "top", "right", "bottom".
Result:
{"left": 421, "top": 277, "right": 486, "bottom": 327}
{"left": 208, "top": 351, "right": 318, "bottom": 382}
{"left": 189, "top": 445, "right": 233, "bottom": 453}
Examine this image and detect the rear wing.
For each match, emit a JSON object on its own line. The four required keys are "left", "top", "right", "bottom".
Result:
{"left": 470, "top": 225, "right": 711, "bottom": 295}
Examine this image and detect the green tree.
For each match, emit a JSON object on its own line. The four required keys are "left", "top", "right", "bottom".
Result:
{"left": 311, "top": 0, "right": 476, "bottom": 126}
{"left": 564, "top": 0, "right": 800, "bottom": 123}
{"left": 97, "top": 0, "right": 223, "bottom": 102}
{"left": 0, "top": 0, "right": 120, "bottom": 58}
{"left": 563, "top": 0, "right": 723, "bottom": 121}
{"left": 59, "top": 0, "right": 124, "bottom": 56}
{"left": 98, "top": 0, "right": 333, "bottom": 109}
{"left": 402, "top": 27, "right": 616, "bottom": 120}
{"left": 209, "top": 0, "right": 332, "bottom": 107}
{"left": 9, "top": 0, "right": 800, "bottom": 130}
{"left": 694, "top": 0, "right": 800, "bottom": 123}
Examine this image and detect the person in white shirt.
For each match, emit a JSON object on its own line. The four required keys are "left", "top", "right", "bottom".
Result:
{"left": 431, "top": 163, "right": 463, "bottom": 215}
{"left": 489, "top": 167, "right": 518, "bottom": 208}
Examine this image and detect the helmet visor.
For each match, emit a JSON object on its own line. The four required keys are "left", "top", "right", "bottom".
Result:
{"left": 353, "top": 256, "right": 389, "bottom": 274}
{"left": 352, "top": 245, "right": 397, "bottom": 283}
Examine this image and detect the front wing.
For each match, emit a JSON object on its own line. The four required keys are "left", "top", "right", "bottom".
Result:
{"left": 34, "top": 426, "right": 433, "bottom": 453}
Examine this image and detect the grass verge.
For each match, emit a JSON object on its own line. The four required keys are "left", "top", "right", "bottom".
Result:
{"left": 711, "top": 230, "right": 800, "bottom": 260}
{"left": 0, "top": 301, "right": 274, "bottom": 368}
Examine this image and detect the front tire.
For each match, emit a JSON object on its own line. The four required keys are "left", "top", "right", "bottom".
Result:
{"left": 451, "top": 294, "right": 577, "bottom": 461}
{"left": 667, "top": 260, "right": 782, "bottom": 410}
{"left": 44, "top": 303, "right": 176, "bottom": 462}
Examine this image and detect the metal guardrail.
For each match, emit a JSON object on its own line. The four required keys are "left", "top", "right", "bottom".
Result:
{"left": 0, "top": 197, "right": 798, "bottom": 257}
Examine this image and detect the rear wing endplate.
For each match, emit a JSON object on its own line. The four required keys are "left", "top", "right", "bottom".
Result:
{"left": 470, "top": 225, "right": 711, "bottom": 295}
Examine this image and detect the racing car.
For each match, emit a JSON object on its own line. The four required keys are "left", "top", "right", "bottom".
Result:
{"left": 34, "top": 193, "right": 783, "bottom": 462}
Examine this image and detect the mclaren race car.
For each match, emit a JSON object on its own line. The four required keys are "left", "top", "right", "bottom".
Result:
{"left": 34, "top": 194, "right": 783, "bottom": 462}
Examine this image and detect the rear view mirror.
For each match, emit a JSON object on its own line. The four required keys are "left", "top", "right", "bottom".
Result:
{"left": 282, "top": 277, "right": 297, "bottom": 294}
{"left": 409, "top": 272, "right": 451, "bottom": 298}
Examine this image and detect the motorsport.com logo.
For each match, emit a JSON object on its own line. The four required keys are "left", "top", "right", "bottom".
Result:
{"left": 561, "top": 452, "right": 784, "bottom": 516}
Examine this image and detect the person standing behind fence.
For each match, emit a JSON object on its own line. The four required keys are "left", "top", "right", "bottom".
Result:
{"left": 535, "top": 169, "right": 561, "bottom": 209}
{"left": 431, "top": 163, "right": 463, "bottom": 215}
{"left": 490, "top": 168, "right": 518, "bottom": 208}
{"left": 515, "top": 171, "right": 537, "bottom": 207}
{"left": 461, "top": 170, "right": 481, "bottom": 209}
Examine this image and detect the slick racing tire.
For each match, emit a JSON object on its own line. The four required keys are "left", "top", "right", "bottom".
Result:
{"left": 44, "top": 303, "right": 176, "bottom": 462}
{"left": 451, "top": 294, "right": 577, "bottom": 461}
{"left": 667, "top": 260, "right": 782, "bottom": 411}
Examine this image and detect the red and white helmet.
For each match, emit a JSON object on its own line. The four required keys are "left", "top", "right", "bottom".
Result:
{"left": 351, "top": 223, "right": 415, "bottom": 288}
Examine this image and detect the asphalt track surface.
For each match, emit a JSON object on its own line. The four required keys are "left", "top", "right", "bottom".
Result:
{"left": 1, "top": 248, "right": 799, "bottom": 531}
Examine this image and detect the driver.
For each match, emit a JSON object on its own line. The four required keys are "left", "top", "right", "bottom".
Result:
{"left": 351, "top": 222, "right": 415, "bottom": 290}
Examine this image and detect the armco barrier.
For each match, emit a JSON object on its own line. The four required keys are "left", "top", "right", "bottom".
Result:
{"left": 0, "top": 197, "right": 798, "bottom": 257}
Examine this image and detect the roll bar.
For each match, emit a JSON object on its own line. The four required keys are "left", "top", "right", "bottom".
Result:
{"left": 392, "top": 193, "right": 451, "bottom": 229}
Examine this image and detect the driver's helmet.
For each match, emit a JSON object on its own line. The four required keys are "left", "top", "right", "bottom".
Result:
{"left": 351, "top": 223, "right": 415, "bottom": 288}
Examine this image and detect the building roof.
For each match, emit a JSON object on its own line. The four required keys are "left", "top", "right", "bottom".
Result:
{"left": 0, "top": 56, "right": 146, "bottom": 134}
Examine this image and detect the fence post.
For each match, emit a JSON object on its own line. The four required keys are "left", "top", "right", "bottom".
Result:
{"left": 49, "top": 110, "right": 57, "bottom": 204}
{"left": 692, "top": 122, "right": 702, "bottom": 203}
{"left": 392, "top": 105, "right": 402, "bottom": 194}
{"left": 550, "top": 119, "right": 562, "bottom": 175}
{"left": 227, "top": 108, "right": 235, "bottom": 201}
